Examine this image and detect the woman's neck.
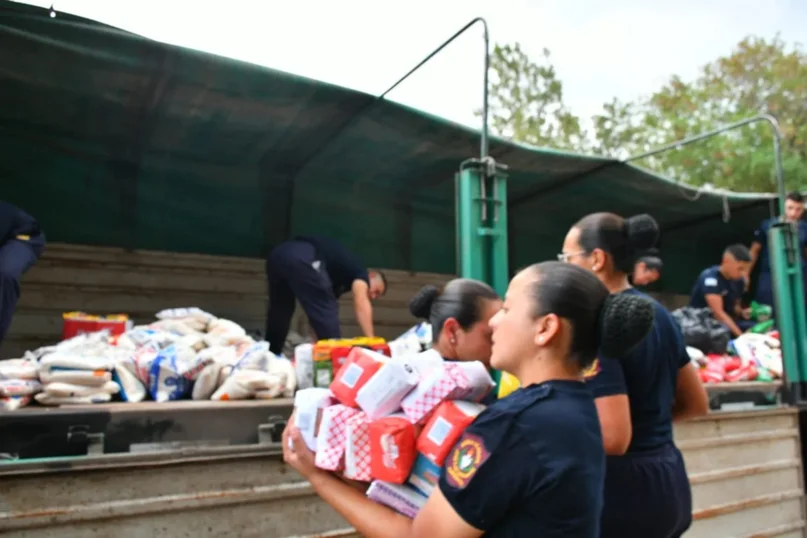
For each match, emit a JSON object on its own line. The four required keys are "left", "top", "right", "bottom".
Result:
{"left": 514, "top": 358, "right": 580, "bottom": 387}
{"left": 600, "top": 273, "right": 632, "bottom": 294}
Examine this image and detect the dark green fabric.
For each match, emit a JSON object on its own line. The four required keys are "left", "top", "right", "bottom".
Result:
{"left": 0, "top": 1, "right": 776, "bottom": 293}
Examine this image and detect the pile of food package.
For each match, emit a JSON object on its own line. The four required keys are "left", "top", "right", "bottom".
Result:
{"left": 291, "top": 344, "right": 494, "bottom": 518}
{"left": 2, "top": 307, "right": 296, "bottom": 410}
{"left": 293, "top": 322, "right": 433, "bottom": 391}
{"left": 688, "top": 331, "right": 783, "bottom": 384}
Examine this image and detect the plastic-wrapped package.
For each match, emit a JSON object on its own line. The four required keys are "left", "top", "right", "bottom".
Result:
{"left": 155, "top": 307, "right": 216, "bottom": 332}
{"left": 0, "top": 379, "right": 41, "bottom": 397}
{"left": 0, "top": 359, "right": 39, "bottom": 381}
{"left": 134, "top": 343, "right": 214, "bottom": 402}
{"left": 35, "top": 392, "right": 113, "bottom": 406}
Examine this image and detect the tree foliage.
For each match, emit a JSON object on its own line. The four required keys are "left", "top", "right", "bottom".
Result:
{"left": 479, "top": 44, "right": 585, "bottom": 151}
{"left": 485, "top": 36, "right": 807, "bottom": 193}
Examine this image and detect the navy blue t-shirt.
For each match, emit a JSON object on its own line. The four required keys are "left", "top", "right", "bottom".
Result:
{"left": 585, "top": 289, "right": 690, "bottom": 452}
{"left": 688, "top": 265, "right": 743, "bottom": 314}
{"left": 754, "top": 217, "right": 807, "bottom": 272}
{"left": 297, "top": 236, "right": 369, "bottom": 298}
{"left": 440, "top": 380, "right": 604, "bottom": 537}
{"left": 0, "top": 201, "right": 38, "bottom": 245}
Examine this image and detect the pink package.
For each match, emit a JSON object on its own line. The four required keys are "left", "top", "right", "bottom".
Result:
{"left": 344, "top": 412, "right": 373, "bottom": 481}
{"left": 401, "top": 361, "right": 491, "bottom": 424}
{"left": 445, "top": 362, "right": 494, "bottom": 402}
{"left": 315, "top": 404, "right": 360, "bottom": 471}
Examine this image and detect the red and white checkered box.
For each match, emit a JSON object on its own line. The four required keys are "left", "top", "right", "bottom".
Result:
{"left": 401, "top": 365, "right": 464, "bottom": 424}
{"left": 444, "top": 362, "right": 494, "bottom": 403}
{"left": 344, "top": 412, "right": 372, "bottom": 481}
{"left": 315, "top": 404, "right": 360, "bottom": 471}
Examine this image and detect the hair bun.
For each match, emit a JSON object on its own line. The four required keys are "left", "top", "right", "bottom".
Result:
{"left": 598, "top": 293, "right": 655, "bottom": 357}
{"left": 625, "top": 214, "right": 660, "bottom": 251}
{"left": 409, "top": 285, "right": 440, "bottom": 319}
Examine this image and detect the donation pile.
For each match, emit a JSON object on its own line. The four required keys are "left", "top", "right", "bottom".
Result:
{"left": 0, "top": 358, "right": 40, "bottom": 410}
{"left": 688, "top": 331, "right": 783, "bottom": 384}
{"left": 2, "top": 307, "right": 296, "bottom": 409}
{"left": 292, "top": 345, "right": 494, "bottom": 518}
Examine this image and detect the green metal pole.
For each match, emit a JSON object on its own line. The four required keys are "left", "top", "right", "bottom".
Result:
{"left": 456, "top": 158, "right": 509, "bottom": 390}
{"left": 769, "top": 223, "right": 807, "bottom": 395}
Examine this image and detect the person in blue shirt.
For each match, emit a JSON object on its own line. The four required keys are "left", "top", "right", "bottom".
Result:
{"left": 689, "top": 244, "right": 753, "bottom": 337}
{"left": 0, "top": 201, "right": 45, "bottom": 349}
{"left": 750, "top": 191, "right": 807, "bottom": 309}
{"left": 408, "top": 279, "right": 501, "bottom": 404}
{"left": 283, "top": 261, "right": 655, "bottom": 538}
{"left": 265, "top": 236, "right": 387, "bottom": 355}
{"left": 561, "top": 212, "right": 709, "bottom": 538}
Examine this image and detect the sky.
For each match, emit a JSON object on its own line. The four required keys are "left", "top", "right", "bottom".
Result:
{"left": 14, "top": 0, "right": 807, "bottom": 132}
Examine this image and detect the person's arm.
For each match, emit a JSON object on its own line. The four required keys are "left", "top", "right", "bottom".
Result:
{"left": 585, "top": 357, "right": 632, "bottom": 455}
{"left": 705, "top": 294, "right": 742, "bottom": 337}
{"left": 283, "top": 418, "right": 511, "bottom": 538}
{"left": 749, "top": 241, "right": 762, "bottom": 273}
{"left": 352, "top": 279, "right": 375, "bottom": 337}
{"left": 673, "top": 363, "right": 709, "bottom": 421}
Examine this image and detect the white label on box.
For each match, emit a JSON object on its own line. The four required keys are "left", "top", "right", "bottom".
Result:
{"left": 341, "top": 363, "right": 364, "bottom": 389}
{"left": 316, "top": 369, "right": 332, "bottom": 387}
{"left": 426, "top": 416, "right": 453, "bottom": 446}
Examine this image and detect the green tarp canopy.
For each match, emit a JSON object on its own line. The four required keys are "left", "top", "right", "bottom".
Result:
{"left": 0, "top": 1, "right": 777, "bottom": 293}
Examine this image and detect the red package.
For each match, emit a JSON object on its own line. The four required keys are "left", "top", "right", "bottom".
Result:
{"left": 330, "top": 348, "right": 385, "bottom": 408}
{"left": 725, "top": 363, "right": 758, "bottom": 382}
{"left": 416, "top": 400, "right": 484, "bottom": 466}
{"left": 723, "top": 357, "right": 742, "bottom": 373}
{"left": 701, "top": 358, "right": 726, "bottom": 384}
{"left": 370, "top": 414, "right": 418, "bottom": 484}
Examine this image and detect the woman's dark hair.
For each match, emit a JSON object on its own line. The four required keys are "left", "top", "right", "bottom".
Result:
{"left": 527, "top": 261, "right": 655, "bottom": 368}
{"left": 637, "top": 256, "right": 663, "bottom": 272}
{"left": 575, "top": 212, "right": 660, "bottom": 274}
{"left": 409, "top": 279, "right": 500, "bottom": 341}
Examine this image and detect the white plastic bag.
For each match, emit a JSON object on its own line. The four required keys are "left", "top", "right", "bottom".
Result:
{"left": 44, "top": 381, "right": 120, "bottom": 398}
{"left": 0, "top": 395, "right": 32, "bottom": 411}
{"left": 0, "top": 379, "right": 41, "bottom": 397}
{"left": 191, "top": 346, "right": 237, "bottom": 400}
{"left": 112, "top": 357, "right": 147, "bottom": 403}
{"left": 0, "top": 359, "right": 39, "bottom": 380}
{"left": 155, "top": 307, "right": 216, "bottom": 332}
{"left": 40, "top": 353, "right": 114, "bottom": 372}
{"left": 35, "top": 392, "right": 112, "bottom": 406}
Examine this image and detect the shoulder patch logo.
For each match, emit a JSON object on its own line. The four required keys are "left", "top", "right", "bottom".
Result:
{"left": 582, "top": 358, "right": 601, "bottom": 379}
{"left": 445, "top": 433, "right": 490, "bottom": 489}
{"left": 704, "top": 277, "right": 718, "bottom": 287}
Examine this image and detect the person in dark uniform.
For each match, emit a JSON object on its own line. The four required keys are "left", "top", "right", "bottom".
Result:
{"left": 282, "top": 261, "right": 655, "bottom": 538}
{"left": 750, "top": 191, "right": 807, "bottom": 309}
{"left": 265, "top": 236, "right": 387, "bottom": 354}
{"left": 688, "top": 244, "right": 753, "bottom": 337}
{"left": 408, "top": 279, "right": 501, "bottom": 404}
{"left": 632, "top": 252, "right": 662, "bottom": 286}
{"left": 561, "top": 212, "right": 709, "bottom": 538}
{"left": 0, "top": 201, "right": 45, "bottom": 348}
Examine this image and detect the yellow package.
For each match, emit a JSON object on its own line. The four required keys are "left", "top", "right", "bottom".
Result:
{"left": 497, "top": 371, "right": 521, "bottom": 399}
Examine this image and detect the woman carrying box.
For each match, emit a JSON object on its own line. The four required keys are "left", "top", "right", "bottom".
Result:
{"left": 407, "top": 279, "right": 501, "bottom": 404}
{"left": 559, "top": 212, "right": 709, "bottom": 538}
{"left": 283, "top": 262, "right": 654, "bottom": 538}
